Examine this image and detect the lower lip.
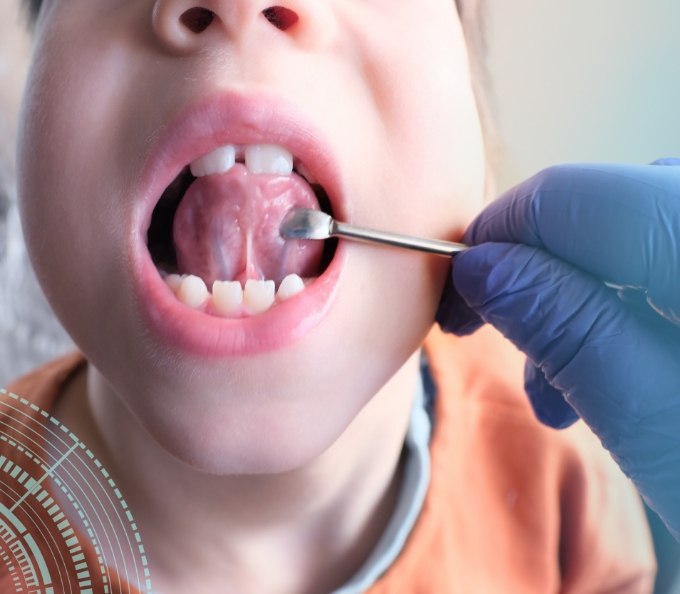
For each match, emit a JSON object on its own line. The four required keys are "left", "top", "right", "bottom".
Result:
{"left": 131, "top": 241, "right": 344, "bottom": 358}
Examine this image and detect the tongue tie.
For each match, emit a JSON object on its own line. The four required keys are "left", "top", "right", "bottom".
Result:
{"left": 173, "top": 164, "right": 324, "bottom": 287}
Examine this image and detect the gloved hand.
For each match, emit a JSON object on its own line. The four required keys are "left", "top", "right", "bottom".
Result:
{"left": 437, "top": 161, "right": 680, "bottom": 540}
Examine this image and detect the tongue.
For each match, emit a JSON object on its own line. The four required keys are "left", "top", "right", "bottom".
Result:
{"left": 173, "top": 164, "right": 324, "bottom": 287}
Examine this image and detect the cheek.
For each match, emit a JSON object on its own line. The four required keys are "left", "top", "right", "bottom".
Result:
{"left": 17, "top": 36, "right": 133, "bottom": 352}
{"left": 342, "top": 7, "right": 486, "bottom": 235}
{"left": 390, "top": 57, "right": 486, "bottom": 232}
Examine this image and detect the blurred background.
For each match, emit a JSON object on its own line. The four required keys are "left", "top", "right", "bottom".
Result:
{"left": 0, "top": 1, "right": 73, "bottom": 389}
{"left": 487, "top": 0, "right": 680, "bottom": 189}
{"left": 1, "top": 1, "right": 679, "bottom": 590}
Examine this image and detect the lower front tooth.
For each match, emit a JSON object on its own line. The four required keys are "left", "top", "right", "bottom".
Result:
{"left": 212, "top": 280, "right": 243, "bottom": 316}
{"left": 178, "top": 275, "right": 209, "bottom": 308}
{"left": 277, "top": 274, "right": 305, "bottom": 301}
{"left": 243, "top": 279, "right": 276, "bottom": 313}
{"left": 164, "top": 273, "right": 183, "bottom": 293}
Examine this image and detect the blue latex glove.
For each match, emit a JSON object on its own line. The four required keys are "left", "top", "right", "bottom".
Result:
{"left": 437, "top": 161, "right": 680, "bottom": 539}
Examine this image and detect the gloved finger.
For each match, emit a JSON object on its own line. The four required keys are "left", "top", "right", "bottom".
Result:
{"left": 453, "top": 241, "right": 680, "bottom": 537}
{"left": 453, "top": 243, "right": 637, "bottom": 424}
{"left": 651, "top": 157, "right": 680, "bottom": 166}
{"left": 453, "top": 242, "right": 680, "bottom": 429}
{"left": 435, "top": 265, "right": 484, "bottom": 335}
{"left": 462, "top": 163, "right": 680, "bottom": 321}
{"left": 524, "top": 361, "right": 579, "bottom": 429}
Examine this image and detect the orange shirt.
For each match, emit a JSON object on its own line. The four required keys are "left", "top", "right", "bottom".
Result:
{"left": 2, "top": 327, "right": 655, "bottom": 593}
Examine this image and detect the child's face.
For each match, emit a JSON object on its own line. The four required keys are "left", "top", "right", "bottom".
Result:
{"left": 18, "top": 1, "right": 484, "bottom": 473}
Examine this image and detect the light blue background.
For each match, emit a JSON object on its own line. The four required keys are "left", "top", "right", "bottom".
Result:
{"left": 487, "top": 0, "right": 680, "bottom": 189}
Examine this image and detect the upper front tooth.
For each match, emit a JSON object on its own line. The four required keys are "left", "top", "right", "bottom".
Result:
{"left": 245, "top": 145, "right": 294, "bottom": 175}
{"left": 243, "top": 279, "right": 276, "bottom": 313}
{"left": 190, "top": 145, "right": 236, "bottom": 177}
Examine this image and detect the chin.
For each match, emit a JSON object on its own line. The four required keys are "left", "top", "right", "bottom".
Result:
{"left": 151, "top": 404, "right": 342, "bottom": 477}
{"left": 115, "top": 349, "right": 361, "bottom": 477}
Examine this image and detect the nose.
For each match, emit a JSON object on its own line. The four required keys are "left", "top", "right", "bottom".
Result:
{"left": 152, "top": 0, "right": 329, "bottom": 55}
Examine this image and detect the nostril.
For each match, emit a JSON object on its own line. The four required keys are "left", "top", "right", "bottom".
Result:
{"left": 262, "top": 6, "right": 299, "bottom": 31}
{"left": 180, "top": 7, "right": 215, "bottom": 34}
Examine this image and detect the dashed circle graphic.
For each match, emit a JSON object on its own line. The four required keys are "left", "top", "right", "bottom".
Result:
{"left": 0, "top": 388, "right": 152, "bottom": 593}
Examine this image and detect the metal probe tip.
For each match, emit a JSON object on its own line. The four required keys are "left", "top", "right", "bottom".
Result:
{"left": 279, "top": 208, "right": 333, "bottom": 240}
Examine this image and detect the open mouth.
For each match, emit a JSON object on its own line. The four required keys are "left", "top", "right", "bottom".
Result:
{"left": 146, "top": 143, "right": 337, "bottom": 318}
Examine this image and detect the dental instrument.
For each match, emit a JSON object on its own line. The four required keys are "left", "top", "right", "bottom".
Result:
{"left": 279, "top": 208, "right": 468, "bottom": 257}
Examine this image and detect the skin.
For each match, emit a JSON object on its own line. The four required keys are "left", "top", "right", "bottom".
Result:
{"left": 17, "top": 0, "right": 485, "bottom": 592}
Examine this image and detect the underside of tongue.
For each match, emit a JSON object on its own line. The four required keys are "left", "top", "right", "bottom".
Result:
{"left": 173, "top": 164, "right": 323, "bottom": 287}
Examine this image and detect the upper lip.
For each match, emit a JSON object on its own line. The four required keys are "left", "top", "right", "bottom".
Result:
{"left": 132, "top": 91, "right": 347, "bottom": 244}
